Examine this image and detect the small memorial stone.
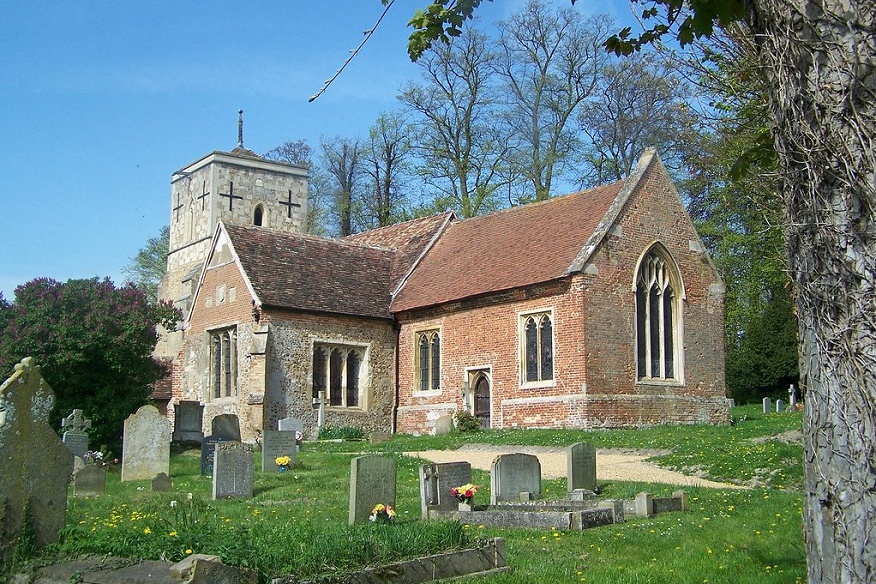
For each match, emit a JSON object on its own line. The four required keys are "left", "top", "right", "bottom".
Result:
{"left": 262, "top": 430, "right": 297, "bottom": 473}
{"left": 200, "top": 435, "right": 229, "bottom": 476}
{"left": 491, "top": 453, "right": 541, "bottom": 504}
{"left": 73, "top": 465, "right": 107, "bottom": 497}
{"left": 61, "top": 409, "right": 92, "bottom": 459}
{"left": 211, "top": 414, "right": 241, "bottom": 441}
{"left": 567, "top": 443, "right": 597, "bottom": 492}
{"left": 121, "top": 405, "right": 171, "bottom": 482}
{"left": 152, "top": 472, "right": 172, "bottom": 491}
{"left": 434, "top": 415, "right": 454, "bottom": 435}
{"left": 419, "top": 461, "right": 472, "bottom": 518}
{"left": 762, "top": 397, "right": 772, "bottom": 414}
{"left": 172, "top": 401, "right": 204, "bottom": 443}
{"left": 212, "top": 442, "right": 253, "bottom": 500}
{"left": 349, "top": 455, "right": 396, "bottom": 524}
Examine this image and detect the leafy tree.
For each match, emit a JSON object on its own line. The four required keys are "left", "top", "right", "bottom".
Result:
{"left": 360, "top": 111, "right": 414, "bottom": 228}
{"left": 495, "top": 0, "right": 611, "bottom": 200}
{"left": 264, "top": 139, "right": 332, "bottom": 236}
{"left": 405, "top": 1, "right": 876, "bottom": 580}
{"left": 0, "top": 278, "right": 180, "bottom": 453}
{"left": 321, "top": 137, "right": 363, "bottom": 236}
{"left": 399, "top": 24, "right": 508, "bottom": 217}
{"left": 121, "top": 225, "right": 168, "bottom": 303}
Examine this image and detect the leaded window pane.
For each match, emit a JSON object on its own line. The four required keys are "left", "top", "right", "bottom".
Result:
{"left": 430, "top": 334, "right": 441, "bottom": 390}
{"left": 540, "top": 316, "right": 553, "bottom": 380}
{"left": 212, "top": 335, "right": 222, "bottom": 399}
{"left": 636, "top": 284, "right": 647, "bottom": 378}
{"left": 663, "top": 290, "right": 674, "bottom": 378}
{"left": 419, "top": 334, "right": 429, "bottom": 391}
{"left": 649, "top": 287, "right": 661, "bottom": 377}
{"left": 525, "top": 317, "right": 539, "bottom": 382}
{"left": 346, "top": 351, "right": 360, "bottom": 407}
{"left": 329, "top": 349, "right": 343, "bottom": 406}
{"left": 313, "top": 346, "right": 326, "bottom": 399}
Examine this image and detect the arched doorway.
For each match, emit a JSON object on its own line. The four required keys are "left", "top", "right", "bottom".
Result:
{"left": 472, "top": 373, "right": 491, "bottom": 429}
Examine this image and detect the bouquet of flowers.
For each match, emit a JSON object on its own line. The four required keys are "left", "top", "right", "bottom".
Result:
{"left": 450, "top": 483, "right": 479, "bottom": 503}
{"left": 369, "top": 503, "right": 396, "bottom": 524}
{"left": 275, "top": 455, "right": 292, "bottom": 470}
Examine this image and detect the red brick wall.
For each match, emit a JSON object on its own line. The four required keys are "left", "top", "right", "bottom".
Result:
{"left": 395, "top": 162, "right": 727, "bottom": 433}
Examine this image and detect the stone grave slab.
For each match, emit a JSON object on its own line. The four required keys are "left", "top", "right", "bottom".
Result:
{"left": 434, "top": 414, "right": 454, "bottom": 435}
{"left": 567, "top": 442, "right": 597, "bottom": 492}
{"left": 172, "top": 400, "right": 204, "bottom": 443}
{"left": 420, "top": 461, "right": 472, "bottom": 518}
{"left": 491, "top": 453, "right": 541, "bottom": 504}
{"left": 0, "top": 357, "right": 74, "bottom": 564}
{"left": 261, "top": 430, "right": 297, "bottom": 473}
{"left": 152, "top": 472, "right": 172, "bottom": 491}
{"left": 73, "top": 465, "right": 107, "bottom": 497}
{"left": 121, "top": 404, "right": 171, "bottom": 482}
{"left": 278, "top": 416, "right": 304, "bottom": 433}
{"left": 200, "top": 435, "right": 229, "bottom": 475}
{"left": 211, "top": 413, "right": 241, "bottom": 441}
{"left": 212, "top": 441, "right": 253, "bottom": 499}
{"left": 349, "top": 455, "right": 396, "bottom": 524}
{"left": 61, "top": 408, "right": 92, "bottom": 459}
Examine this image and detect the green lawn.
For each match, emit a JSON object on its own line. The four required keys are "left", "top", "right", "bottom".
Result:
{"left": 18, "top": 404, "right": 805, "bottom": 583}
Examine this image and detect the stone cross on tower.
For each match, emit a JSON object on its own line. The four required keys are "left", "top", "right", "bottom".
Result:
{"left": 61, "top": 409, "right": 92, "bottom": 435}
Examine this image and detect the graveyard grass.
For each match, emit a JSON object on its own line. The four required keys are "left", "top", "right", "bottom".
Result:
{"left": 34, "top": 405, "right": 803, "bottom": 583}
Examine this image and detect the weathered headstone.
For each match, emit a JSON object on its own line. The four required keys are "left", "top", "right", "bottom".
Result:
{"left": 349, "top": 455, "right": 396, "bottom": 524}
{"left": 211, "top": 414, "right": 241, "bottom": 441}
{"left": 278, "top": 416, "right": 304, "bottom": 433}
{"left": 369, "top": 431, "right": 392, "bottom": 444}
{"left": 491, "top": 453, "right": 541, "bottom": 504}
{"left": 776, "top": 399, "right": 785, "bottom": 413}
{"left": 212, "top": 441, "right": 253, "bottom": 500}
{"left": 152, "top": 472, "right": 172, "bottom": 491}
{"left": 567, "top": 443, "right": 597, "bottom": 492}
{"left": 121, "top": 405, "right": 171, "bottom": 482}
{"left": 61, "top": 409, "right": 92, "bottom": 459}
{"left": 0, "top": 357, "right": 74, "bottom": 564}
{"left": 420, "top": 461, "right": 472, "bottom": 518}
{"left": 172, "top": 400, "right": 204, "bottom": 443}
{"left": 73, "top": 465, "right": 107, "bottom": 497}
{"left": 261, "top": 430, "right": 297, "bottom": 473}
{"left": 200, "top": 435, "right": 229, "bottom": 475}
{"left": 762, "top": 397, "right": 772, "bottom": 414}
{"left": 789, "top": 384, "right": 798, "bottom": 408}
{"left": 434, "top": 415, "right": 454, "bottom": 435}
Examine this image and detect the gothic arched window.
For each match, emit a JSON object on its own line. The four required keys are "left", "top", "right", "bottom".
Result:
{"left": 635, "top": 246, "right": 683, "bottom": 381}
{"left": 253, "top": 205, "right": 264, "bottom": 226}
{"left": 416, "top": 330, "right": 441, "bottom": 392}
{"left": 522, "top": 312, "right": 554, "bottom": 383}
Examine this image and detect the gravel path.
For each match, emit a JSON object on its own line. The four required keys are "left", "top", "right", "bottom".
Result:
{"left": 407, "top": 444, "right": 742, "bottom": 489}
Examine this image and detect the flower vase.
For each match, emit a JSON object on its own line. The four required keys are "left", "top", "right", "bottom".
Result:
{"left": 458, "top": 501, "right": 473, "bottom": 512}
{"left": 278, "top": 465, "right": 288, "bottom": 473}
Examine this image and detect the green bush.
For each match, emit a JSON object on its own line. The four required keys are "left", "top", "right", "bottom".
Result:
{"left": 318, "top": 426, "right": 365, "bottom": 440}
{"left": 454, "top": 411, "right": 481, "bottom": 432}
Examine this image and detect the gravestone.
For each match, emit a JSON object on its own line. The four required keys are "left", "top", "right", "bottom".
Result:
{"left": 369, "top": 431, "right": 392, "bottom": 444}
{"left": 212, "top": 441, "right": 253, "bottom": 499}
{"left": 776, "top": 399, "right": 785, "bottom": 413}
{"left": 278, "top": 417, "right": 304, "bottom": 450}
{"left": 491, "top": 453, "right": 541, "bottom": 504}
{"left": 73, "top": 465, "right": 107, "bottom": 497}
{"left": 121, "top": 405, "right": 171, "bottom": 482}
{"left": 762, "top": 397, "right": 772, "bottom": 414}
{"left": 789, "top": 384, "right": 798, "bottom": 408}
{"left": 172, "top": 401, "right": 204, "bottom": 443}
{"left": 420, "top": 461, "right": 472, "bottom": 518}
{"left": 434, "top": 415, "right": 454, "bottom": 435}
{"left": 211, "top": 413, "right": 241, "bottom": 441}
{"left": 349, "top": 455, "right": 396, "bottom": 524}
{"left": 567, "top": 443, "right": 597, "bottom": 492}
{"left": 61, "top": 408, "right": 92, "bottom": 459}
{"left": 261, "top": 430, "right": 297, "bottom": 473}
{"left": 0, "top": 357, "right": 74, "bottom": 565}
{"left": 152, "top": 472, "right": 172, "bottom": 491}
{"left": 200, "top": 435, "right": 229, "bottom": 475}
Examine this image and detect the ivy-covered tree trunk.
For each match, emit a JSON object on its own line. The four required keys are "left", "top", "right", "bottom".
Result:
{"left": 747, "top": 1, "right": 876, "bottom": 581}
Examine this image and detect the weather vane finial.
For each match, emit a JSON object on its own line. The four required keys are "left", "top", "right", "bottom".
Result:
{"left": 237, "top": 109, "right": 244, "bottom": 148}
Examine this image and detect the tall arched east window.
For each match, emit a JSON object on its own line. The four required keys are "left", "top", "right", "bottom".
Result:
{"left": 416, "top": 330, "right": 441, "bottom": 391}
{"left": 522, "top": 313, "right": 553, "bottom": 383}
{"left": 635, "top": 247, "right": 682, "bottom": 381}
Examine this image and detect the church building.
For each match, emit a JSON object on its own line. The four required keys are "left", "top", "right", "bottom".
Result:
{"left": 157, "top": 128, "right": 729, "bottom": 441}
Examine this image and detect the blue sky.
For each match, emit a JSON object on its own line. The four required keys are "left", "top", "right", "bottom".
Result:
{"left": 0, "top": 0, "right": 637, "bottom": 300}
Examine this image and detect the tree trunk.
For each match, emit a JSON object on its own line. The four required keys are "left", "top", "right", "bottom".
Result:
{"left": 746, "top": 1, "right": 875, "bottom": 581}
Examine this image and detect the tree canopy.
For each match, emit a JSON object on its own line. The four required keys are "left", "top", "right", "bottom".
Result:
{"left": 0, "top": 277, "right": 180, "bottom": 452}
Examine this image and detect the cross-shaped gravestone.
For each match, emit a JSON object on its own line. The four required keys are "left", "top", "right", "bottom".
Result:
{"left": 196, "top": 180, "right": 211, "bottom": 210}
{"left": 279, "top": 189, "right": 301, "bottom": 219}
{"left": 312, "top": 390, "right": 326, "bottom": 430}
{"left": 62, "top": 409, "right": 91, "bottom": 434}
{"left": 219, "top": 181, "right": 243, "bottom": 211}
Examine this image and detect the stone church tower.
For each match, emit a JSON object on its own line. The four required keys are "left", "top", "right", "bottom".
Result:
{"left": 159, "top": 112, "right": 308, "bottom": 314}
{"left": 155, "top": 112, "right": 308, "bottom": 360}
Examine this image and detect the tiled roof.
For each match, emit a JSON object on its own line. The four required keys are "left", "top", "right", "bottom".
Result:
{"left": 390, "top": 181, "right": 625, "bottom": 312}
{"left": 344, "top": 212, "right": 453, "bottom": 290}
{"left": 224, "top": 224, "right": 395, "bottom": 319}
